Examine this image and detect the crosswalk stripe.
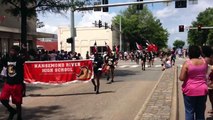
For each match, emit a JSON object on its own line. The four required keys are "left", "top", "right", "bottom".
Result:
{"left": 118, "top": 64, "right": 183, "bottom": 68}
{"left": 130, "top": 65, "right": 140, "bottom": 68}
{"left": 155, "top": 65, "right": 162, "bottom": 68}
{"left": 119, "top": 65, "right": 129, "bottom": 68}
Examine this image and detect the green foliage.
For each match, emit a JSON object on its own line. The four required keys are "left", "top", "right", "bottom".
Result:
{"left": 0, "top": 0, "right": 85, "bottom": 17}
{"left": 173, "top": 40, "right": 185, "bottom": 49}
{"left": 188, "top": 8, "right": 213, "bottom": 46}
{"left": 112, "top": 5, "right": 168, "bottom": 51}
{"left": 0, "top": 0, "right": 91, "bottom": 46}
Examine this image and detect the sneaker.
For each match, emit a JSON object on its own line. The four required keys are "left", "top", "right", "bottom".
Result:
{"left": 107, "top": 76, "right": 110, "bottom": 81}
{"left": 107, "top": 81, "right": 112, "bottom": 84}
{"left": 8, "top": 109, "right": 17, "bottom": 120}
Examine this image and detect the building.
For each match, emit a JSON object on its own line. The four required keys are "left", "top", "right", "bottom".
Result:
{"left": 0, "top": 5, "right": 56, "bottom": 55}
{"left": 58, "top": 26, "right": 120, "bottom": 58}
{"left": 36, "top": 36, "right": 58, "bottom": 51}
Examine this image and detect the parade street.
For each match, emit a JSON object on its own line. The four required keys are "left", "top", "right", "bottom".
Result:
{"left": 0, "top": 59, "right": 167, "bottom": 120}
{"left": 1, "top": 58, "right": 213, "bottom": 120}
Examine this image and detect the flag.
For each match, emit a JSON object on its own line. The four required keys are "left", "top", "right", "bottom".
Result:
{"left": 145, "top": 40, "right": 150, "bottom": 46}
{"left": 152, "top": 44, "right": 158, "bottom": 52}
{"left": 136, "top": 42, "right": 143, "bottom": 50}
{"left": 147, "top": 44, "right": 153, "bottom": 52}
{"left": 105, "top": 42, "right": 112, "bottom": 54}
{"left": 93, "top": 41, "right": 97, "bottom": 54}
{"left": 147, "top": 44, "right": 158, "bottom": 52}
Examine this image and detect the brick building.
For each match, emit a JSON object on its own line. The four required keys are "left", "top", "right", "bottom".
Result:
{"left": 0, "top": 5, "right": 56, "bottom": 55}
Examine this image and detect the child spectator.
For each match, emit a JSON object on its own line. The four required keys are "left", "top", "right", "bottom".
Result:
{"left": 162, "top": 57, "right": 172, "bottom": 71}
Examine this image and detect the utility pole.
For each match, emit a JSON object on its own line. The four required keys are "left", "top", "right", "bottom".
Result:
{"left": 119, "top": 16, "right": 122, "bottom": 52}
{"left": 70, "top": 0, "right": 75, "bottom": 52}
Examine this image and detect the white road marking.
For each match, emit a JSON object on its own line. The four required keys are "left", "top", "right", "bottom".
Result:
{"left": 118, "top": 64, "right": 183, "bottom": 68}
{"left": 130, "top": 65, "right": 140, "bottom": 68}
{"left": 155, "top": 65, "right": 162, "bottom": 68}
{"left": 119, "top": 65, "right": 129, "bottom": 68}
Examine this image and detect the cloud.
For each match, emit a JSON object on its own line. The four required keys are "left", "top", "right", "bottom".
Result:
{"left": 153, "top": 0, "right": 213, "bottom": 46}
{"left": 37, "top": 11, "right": 117, "bottom": 33}
{"left": 37, "top": 24, "right": 58, "bottom": 34}
{"left": 168, "top": 27, "right": 178, "bottom": 34}
{"left": 155, "top": 7, "right": 177, "bottom": 19}
{"left": 77, "top": 11, "right": 117, "bottom": 27}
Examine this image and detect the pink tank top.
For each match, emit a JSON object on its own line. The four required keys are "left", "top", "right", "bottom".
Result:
{"left": 182, "top": 58, "right": 208, "bottom": 96}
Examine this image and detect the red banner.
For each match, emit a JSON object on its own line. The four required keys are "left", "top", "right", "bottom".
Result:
{"left": 24, "top": 60, "right": 93, "bottom": 84}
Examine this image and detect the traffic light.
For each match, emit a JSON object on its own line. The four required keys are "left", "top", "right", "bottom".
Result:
{"left": 98, "top": 20, "right": 102, "bottom": 28}
{"left": 102, "top": 0, "right": 108, "bottom": 12}
{"left": 179, "top": 25, "right": 184, "bottom": 32}
{"left": 198, "top": 25, "right": 202, "bottom": 31}
{"left": 67, "top": 37, "right": 73, "bottom": 43}
{"left": 175, "top": 0, "right": 187, "bottom": 8}
{"left": 94, "top": 1, "right": 101, "bottom": 11}
{"left": 94, "top": 21, "right": 98, "bottom": 27}
{"left": 137, "top": 0, "right": 143, "bottom": 10}
{"left": 111, "top": 25, "right": 114, "bottom": 31}
{"left": 105, "top": 23, "right": 108, "bottom": 29}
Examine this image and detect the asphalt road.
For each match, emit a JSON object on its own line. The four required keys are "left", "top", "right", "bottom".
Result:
{"left": 0, "top": 59, "right": 164, "bottom": 120}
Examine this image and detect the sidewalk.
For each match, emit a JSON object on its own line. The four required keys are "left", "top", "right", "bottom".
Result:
{"left": 134, "top": 65, "right": 213, "bottom": 120}
{"left": 178, "top": 73, "right": 213, "bottom": 120}
{"left": 134, "top": 66, "right": 178, "bottom": 120}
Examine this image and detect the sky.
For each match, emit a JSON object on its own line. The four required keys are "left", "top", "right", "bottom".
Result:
{"left": 37, "top": 0, "right": 213, "bottom": 47}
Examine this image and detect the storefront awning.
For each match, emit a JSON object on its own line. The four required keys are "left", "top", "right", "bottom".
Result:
{"left": 0, "top": 26, "right": 56, "bottom": 38}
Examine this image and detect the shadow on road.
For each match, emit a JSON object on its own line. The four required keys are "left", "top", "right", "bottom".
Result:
{"left": 26, "top": 85, "right": 47, "bottom": 91}
{"left": 23, "top": 105, "right": 63, "bottom": 120}
{"left": 28, "top": 91, "right": 115, "bottom": 97}
{"left": 1, "top": 105, "right": 103, "bottom": 120}
{"left": 0, "top": 105, "right": 63, "bottom": 120}
{"left": 114, "top": 70, "right": 138, "bottom": 76}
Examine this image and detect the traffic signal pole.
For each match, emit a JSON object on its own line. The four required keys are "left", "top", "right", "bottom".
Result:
{"left": 70, "top": 0, "right": 75, "bottom": 52}
{"left": 75, "top": 0, "right": 172, "bottom": 10}
{"left": 188, "top": 26, "right": 213, "bottom": 30}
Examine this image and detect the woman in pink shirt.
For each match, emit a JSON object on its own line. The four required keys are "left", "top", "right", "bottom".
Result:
{"left": 179, "top": 45, "right": 210, "bottom": 120}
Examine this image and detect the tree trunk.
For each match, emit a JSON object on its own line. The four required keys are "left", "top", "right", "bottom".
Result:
{"left": 21, "top": 0, "right": 27, "bottom": 49}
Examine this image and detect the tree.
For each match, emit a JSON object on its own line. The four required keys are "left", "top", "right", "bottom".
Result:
{"left": 173, "top": 40, "right": 185, "bottom": 49}
{"left": 0, "top": 0, "right": 89, "bottom": 49}
{"left": 112, "top": 5, "right": 169, "bottom": 51}
{"left": 188, "top": 8, "right": 213, "bottom": 46}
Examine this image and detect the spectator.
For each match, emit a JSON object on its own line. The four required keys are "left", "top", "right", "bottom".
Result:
{"left": 49, "top": 50, "right": 57, "bottom": 61}
{"left": 207, "top": 66, "right": 213, "bottom": 114}
{"left": 77, "top": 53, "right": 83, "bottom": 60}
{"left": 161, "top": 57, "right": 172, "bottom": 71}
{"left": 86, "top": 51, "right": 90, "bottom": 59}
{"left": 179, "top": 45, "right": 209, "bottom": 120}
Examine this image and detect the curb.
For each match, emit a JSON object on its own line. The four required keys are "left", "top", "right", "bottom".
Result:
{"left": 170, "top": 66, "right": 179, "bottom": 120}
{"left": 134, "top": 70, "right": 166, "bottom": 120}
